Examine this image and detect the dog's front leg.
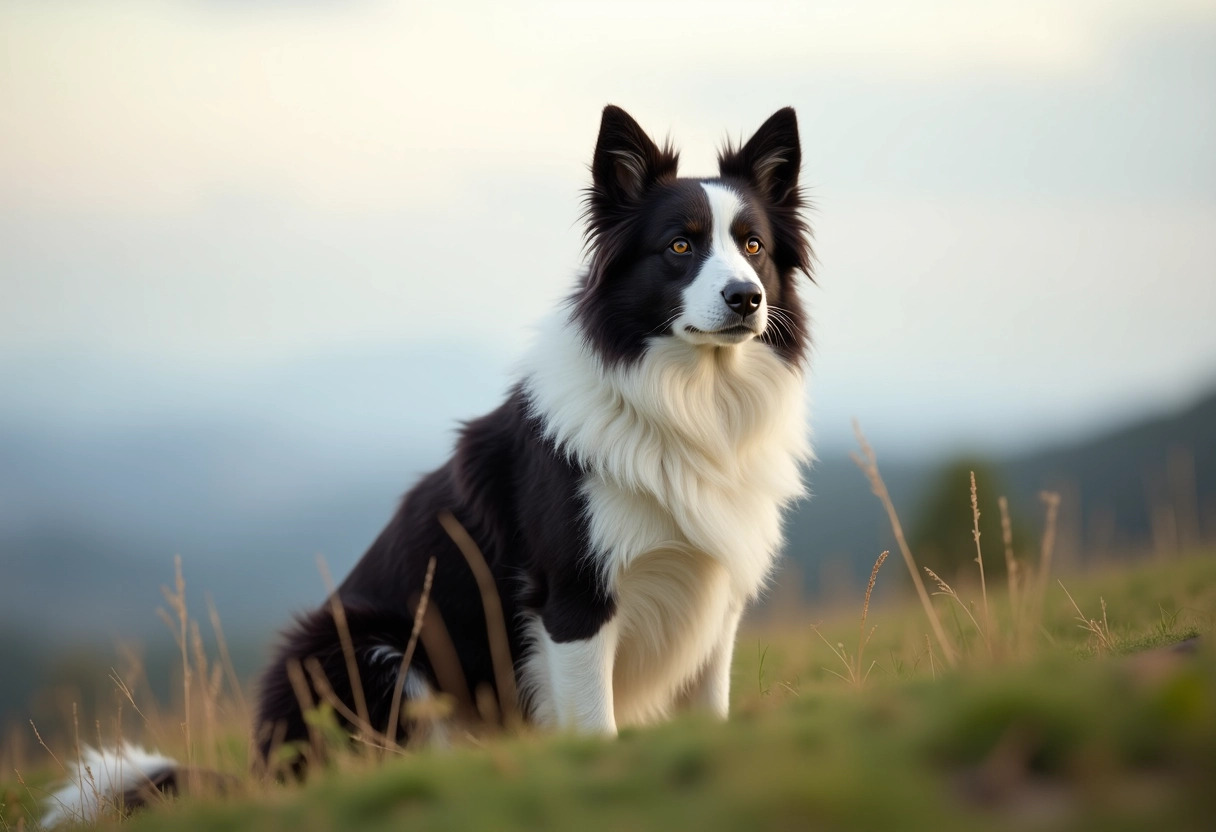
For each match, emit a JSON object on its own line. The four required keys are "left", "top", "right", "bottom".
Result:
{"left": 544, "top": 618, "right": 619, "bottom": 735}
{"left": 685, "top": 606, "right": 743, "bottom": 719}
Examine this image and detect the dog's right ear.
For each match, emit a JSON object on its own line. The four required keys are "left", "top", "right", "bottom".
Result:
{"left": 590, "top": 106, "right": 679, "bottom": 208}
{"left": 582, "top": 107, "right": 679, "bottom": 292}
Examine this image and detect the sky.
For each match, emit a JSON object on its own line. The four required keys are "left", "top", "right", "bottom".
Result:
{"left": 2, "top": 0, "right": 1215, "bottom": 455}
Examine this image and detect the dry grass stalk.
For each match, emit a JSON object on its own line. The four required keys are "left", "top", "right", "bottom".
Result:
{"left": 810, "top": 627, "right": 853, "bottom": 685}
{"left": 851, "top": 420, "right": 958, "bottom": 666}
{"left": 856, "top": 550, "right": 888, "bottom": 683}
{"left": 115, "top": 643, "right": 165, "bottom": 732}
{"left": 71, "top": 703, "right": 101, "bottom": 823}
{"left": 302, "top": 657, "right": 379, "bottom": 746}
{"left": 417, "top": 602, "right": 474, "bottom": 718}
{"left": 923, "top": 567, "right": 991, "bottom": 654}
{"left": 108, "top": 670, "right": 152, "bottom": 731}
{"left": 1032, "top": 491, "right": 1062, "bottom": 619}
{"left": 207, "top": 594, "right": 249, "bottom": 721}
{"left": 969, "top": 471, "right": 991, "bottom": 633}
{"left": 16, "top": 766, "right": 53, "bottom": 831}
{"left": 29, "top": 720, "right": 67, "bottom": 776}
{"left": 157, "top": 555, "right": 193, "bottom": 769}
{"left": 813, "top": 550, "right": 889, "bottom": 688}
{"left": 283, "top": 658, "right": 324, "bottom": 769}
{"left": 998, "top": 496, "right": 1021, "bottom": 630}
{"left": 26, "top": 720, "right": 84, "bottom": 831}
{"left": 386, "top": 555, "right": 438, "bottom": 748}
{"left": 1058, "top": 581, "right": 1113, "bottom": 652}
{"left": 155, "top": 559, "right": 237, "bottom": 795}
{"left": 299, "top": 656, "right": 439, "bottom": 762}
{"left": 438, "top": 511, "right": 521, "bottom": 728}
{"left": 315, "top": 556, "right": 372, "bottom": 739}
{"left": 189, "top": 619, "right": 224, "bottom": 773}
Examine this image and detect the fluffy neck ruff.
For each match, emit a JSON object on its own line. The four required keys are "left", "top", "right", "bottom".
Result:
{"left": 522, "top": 313, "right": 811, "bottom": 589}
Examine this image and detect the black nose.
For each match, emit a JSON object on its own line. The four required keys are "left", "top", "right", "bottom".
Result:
{"left": 722, "top": 281, "right": 763, "bottom": 317}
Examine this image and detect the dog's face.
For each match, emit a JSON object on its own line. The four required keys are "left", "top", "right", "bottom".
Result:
{"left": 576, "top": 106, "right": 813, "bottom": 366}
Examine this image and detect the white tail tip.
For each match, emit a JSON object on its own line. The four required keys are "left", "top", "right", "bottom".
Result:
{"left": 42, "top": 743, "right": 177, "bottom": 828}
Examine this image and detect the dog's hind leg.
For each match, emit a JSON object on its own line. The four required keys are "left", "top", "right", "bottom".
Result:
{"left": 254, "top": 604, "right": 438, "bottom": 770}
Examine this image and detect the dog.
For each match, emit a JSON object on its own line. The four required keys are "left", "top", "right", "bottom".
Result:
{"left": 44, "top": 104, "right": 814, "bottom": 824}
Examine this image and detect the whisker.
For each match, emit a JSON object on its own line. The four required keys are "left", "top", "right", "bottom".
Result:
{"left": 763, "top": 304, "right": 799, "bottom": 347}
{"left": 650, "top": 309, "right": 683, "bottom": 335}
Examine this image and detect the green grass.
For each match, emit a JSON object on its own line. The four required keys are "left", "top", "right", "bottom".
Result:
{"left": 4, "top": 553, "right": 1215, "bottom": 831}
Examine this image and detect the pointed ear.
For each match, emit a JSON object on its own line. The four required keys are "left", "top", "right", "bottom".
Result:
{"left": 590, "top": 106, "right": 679, "bottom": 206}
{"left": 718, "top": 107, "right": 801, "bottom": 205}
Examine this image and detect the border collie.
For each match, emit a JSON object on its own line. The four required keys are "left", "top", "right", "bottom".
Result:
{"left": 45, "top": 104, "right": 813, "bottom": 824}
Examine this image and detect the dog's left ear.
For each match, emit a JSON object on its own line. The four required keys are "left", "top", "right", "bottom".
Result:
{"left": 718, "top": 108, "right": 801, "bottom": 206}
{"left": 720, "top": 108, "right": 813, "bottom": 279}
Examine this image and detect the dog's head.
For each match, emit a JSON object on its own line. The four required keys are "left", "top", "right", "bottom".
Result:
{"left": 575, "top": 106, "right": 813, "bottom": 366}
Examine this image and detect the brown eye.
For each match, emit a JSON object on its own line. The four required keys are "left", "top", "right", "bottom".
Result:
{"left": 745, "top": 237, "right": 762, "bottom": 255}
{"left": 670, "top": 238, "right": 691, "bottom": 254}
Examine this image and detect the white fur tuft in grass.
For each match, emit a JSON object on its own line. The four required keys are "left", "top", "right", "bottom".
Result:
{"left": 42, "top": 743, "right": 177, "bottom": 828}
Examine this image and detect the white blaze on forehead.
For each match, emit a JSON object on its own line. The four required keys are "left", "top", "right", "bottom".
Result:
{"left": 700, "top": 182, "right": 747, "bottom": 257}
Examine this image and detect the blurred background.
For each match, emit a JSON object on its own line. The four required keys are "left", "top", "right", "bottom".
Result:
{"left": 2, "top": 1, "right": 1214, "bottom": 732}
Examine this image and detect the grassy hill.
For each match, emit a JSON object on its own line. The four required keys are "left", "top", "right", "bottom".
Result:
{"left": 4, "top": 550, "right": 1213, "bottom": 831}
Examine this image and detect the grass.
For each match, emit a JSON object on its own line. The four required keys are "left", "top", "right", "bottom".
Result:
{"left": 4, "top": 554, "right": 1211, "bottom": 831}
{"left": 3, "top": 443, "right": 1214, "bottom": 830}
{"left": 107, "top": 645, "right": 1216, "bottom": 831}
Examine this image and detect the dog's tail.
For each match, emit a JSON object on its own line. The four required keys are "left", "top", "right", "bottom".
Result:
{"left": 42, "top": 743, "right": 233, "bottom": 827}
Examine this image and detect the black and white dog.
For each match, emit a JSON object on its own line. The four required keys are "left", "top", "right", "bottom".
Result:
{"left": 46, "top": 105, "right": 813, "bottom": 823}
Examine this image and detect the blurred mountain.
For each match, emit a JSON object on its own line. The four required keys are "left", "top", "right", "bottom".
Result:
{"left": 790, "top": 388, "right": 1216, "bottom": 595}
{"left": 1001, "top": 390, "right": 1216, "bottom": 553}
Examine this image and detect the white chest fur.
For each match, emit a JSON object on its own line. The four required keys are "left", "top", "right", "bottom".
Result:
{"left": 521, "top": 316, "right": 811, "bottom": 725}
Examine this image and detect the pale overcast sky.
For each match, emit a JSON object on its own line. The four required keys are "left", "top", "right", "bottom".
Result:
{"left": 2, "top": 0, "right": 1214, "bottom": 453}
